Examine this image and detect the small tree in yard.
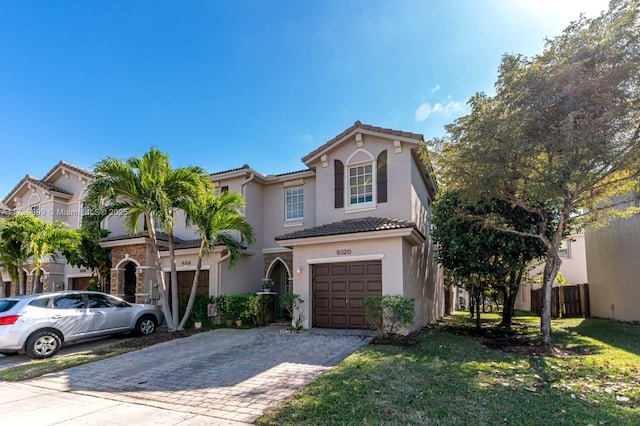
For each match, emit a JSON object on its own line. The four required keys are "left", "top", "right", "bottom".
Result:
{"left": 63, "top": 216, "right": 111, "bottom": 291}
{"left": 280, "top": 294, "right": 304, "bottom": 331}
{"left": 429, "top": 0, "right": 640, "bottom": 346}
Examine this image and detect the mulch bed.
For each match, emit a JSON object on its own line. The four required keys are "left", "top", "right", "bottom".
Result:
{"left": 370, "top": 331, "right": 421, "bottom": 348}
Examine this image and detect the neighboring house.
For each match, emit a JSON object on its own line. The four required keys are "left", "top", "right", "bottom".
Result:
{"left": 0, "top": 121, "right": 446, "bottom": 331}
{"left": 1, "top": 162, "right": 98, "bottom": 297}
{"left": 515, "top": 232, "right": 588, "bottom": 312}
{"left": 585, "top": 198, "right": 640, "bottom": 323}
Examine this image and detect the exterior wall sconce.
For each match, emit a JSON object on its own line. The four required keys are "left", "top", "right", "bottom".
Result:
{"left": 135, "top": 267, "right": 142, "bottom": 277}
{"left": 295, "top": 264, "right": 303, "bottom": 275}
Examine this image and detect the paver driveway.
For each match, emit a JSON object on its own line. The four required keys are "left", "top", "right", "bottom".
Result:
{"left": 15, "top": 326, "right": 374, "bottom": 424}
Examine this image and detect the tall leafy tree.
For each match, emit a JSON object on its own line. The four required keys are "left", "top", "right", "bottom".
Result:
{"left": 29, "top": 219, "right": 79, "bottom": 293}
{"left": 178, "top": 190, "right": 255, "bottom": 330}
{"left": 63, "top": 217, "right": 112, "bottom": 290}
{"left": 85, "top": 147, "right": 208, "bottom": 331}
{"left": 431, "top": 0, "right": 640, "bottom": 346}
{"left": 431, "top": 192, "right": 546, "bottom": 330}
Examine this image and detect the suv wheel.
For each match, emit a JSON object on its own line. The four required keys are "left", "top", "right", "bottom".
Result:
{"left": 25, "top": 330, "right": 62, "bottom": 359}
{"left": 135, "top": 316, "right": 157, "bottom": 336}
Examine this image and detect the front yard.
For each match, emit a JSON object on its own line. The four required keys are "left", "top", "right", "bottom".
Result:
{"left": 258, "top": 312, "right": 640, "bottom": 425}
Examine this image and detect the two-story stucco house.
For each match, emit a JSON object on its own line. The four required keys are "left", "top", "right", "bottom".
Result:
{"left": 1, "top": 121, "right": 445, "bottom": 331}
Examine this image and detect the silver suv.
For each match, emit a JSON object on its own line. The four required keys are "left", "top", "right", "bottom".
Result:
{"left": 0, "top": 291, "right": 164, "bottom": 359}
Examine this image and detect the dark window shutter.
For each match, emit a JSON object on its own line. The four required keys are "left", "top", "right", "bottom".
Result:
{"left": 377, "top": 150, "right": 388, "bottom": 203}
{"left": 334, "top": 159, "right": 344, "bottom": 208}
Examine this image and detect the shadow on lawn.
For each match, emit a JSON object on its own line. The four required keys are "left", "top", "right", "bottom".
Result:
{"left": 570, "top": 318, "right": 640, "bottom": 357}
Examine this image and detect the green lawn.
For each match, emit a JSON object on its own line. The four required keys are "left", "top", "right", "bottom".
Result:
{"left": 257, "top": 312, "right": 640, "bottom": 425}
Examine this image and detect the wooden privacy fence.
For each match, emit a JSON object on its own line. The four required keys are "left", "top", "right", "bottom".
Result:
{"left": 531, "top": 284, "right": 590, "bottom": 318}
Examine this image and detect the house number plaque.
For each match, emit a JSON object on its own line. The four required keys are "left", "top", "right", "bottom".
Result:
{"left": 336, "top": 249, "right": 352, "bottom": 255}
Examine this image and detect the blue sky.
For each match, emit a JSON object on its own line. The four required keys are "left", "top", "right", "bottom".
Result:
{"left": 0, "top": 0, "right": 609, "bottom": 199}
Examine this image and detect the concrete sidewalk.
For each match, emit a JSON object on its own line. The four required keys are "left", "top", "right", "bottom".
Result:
{"left": 0, "top": 381, "right": 249, "bottom": 425}
{"left": 0, "top": 327, "right": 374, "bottom": 425}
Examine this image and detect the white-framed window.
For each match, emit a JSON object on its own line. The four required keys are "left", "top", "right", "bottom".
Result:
{"left": 285, "top": 186, "right": 304, "bottom": 221}
{"left": 348, "top": 163, "right": 373, "bottom": 205}
{"left": 215, "top": 185, "right": 229, "bottom": 197}
{"left": 558, "top": 240, "right": 570, "bottom": 258}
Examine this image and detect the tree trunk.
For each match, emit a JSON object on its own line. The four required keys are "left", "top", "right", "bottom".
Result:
{"left": 500, "top": 269, "right": 520, "bottom": 329}
{"left": 475, "top": 298, "right": 481, "bottom": 332}
{"left": 168, "top": 230, "right": 179, "bottom": 326}
{"left": 147, "top": 215, "right": 175, "bottom": 330}
{"left": 541, "top": 250, "right": 561, "bottom": 347}
{"left": 178, "top": 242, "right": 205, "bottom": 330}
{"left": 18, "top": 267, "right": 25, "bottom": 296}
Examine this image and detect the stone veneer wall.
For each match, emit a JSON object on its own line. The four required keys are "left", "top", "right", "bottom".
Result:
{"left": 263, "top": 251, "right": 293, "bottom": 279}
{"left": 26, "top": 263, "right": 51, "bottom": 295}
{"left": 110, "top": 243, "right": 149, "bottom": 303}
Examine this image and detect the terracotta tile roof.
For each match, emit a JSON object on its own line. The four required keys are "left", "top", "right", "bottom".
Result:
{"left": 170, "top": 239, "right": 202, "bottom": 250}
{"left": 274, "top": 169, "right": 313, "bottom": 177}
{"left": 303, "top": 121, "right": 424, "bottom": 164}
{"left": 210, "top": 164, "right": 251, "bottom": 176}
{"left": 102, "top": 231, "right": 177, "bottom": 243}
{"left": 42, "top": 161, "right": 95, "bottom": 182}
{"left": 275, "top": 217, "right": 423, "bottom": 241}
{"left": 3, "top": 175, "right": 74, "bottom": 204}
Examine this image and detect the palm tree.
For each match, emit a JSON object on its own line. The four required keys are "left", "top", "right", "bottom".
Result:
{"left": 179, "top": 189, "right": 255, "bottom": 330}
{"left": 0, "top": 214, "right": 39, "bottom": 295}
{"left": 85, "top": 147, "right": 208, "bottom": 331}
{"left": 29, "top": 220, "right": 79, "bottom": 293}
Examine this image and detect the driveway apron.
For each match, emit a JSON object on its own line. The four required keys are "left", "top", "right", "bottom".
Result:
{"left": 7, "top": 326, "right": 374, "bottom": 424}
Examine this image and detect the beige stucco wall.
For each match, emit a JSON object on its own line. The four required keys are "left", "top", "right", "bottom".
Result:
{"left": 559, "top": 234, "right": 588, "bottom": 284}
{"left": 311, "top": 134, "right": 414, "bottom": 225}
{"left": 261, "top": 176, "right": 316, "bottom": 250}
{"left": 401, "top": 237, "right": 444, "bottom": 328}
{"left": 586, "top": 213, "right": 640, "bottom": 322}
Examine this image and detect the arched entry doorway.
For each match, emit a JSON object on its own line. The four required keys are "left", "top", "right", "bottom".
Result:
{"left": 124, "top": 262, "right": 137, "bottom": 302}
{"left": 268, "top": 259, "right": 291, "bottom": 319}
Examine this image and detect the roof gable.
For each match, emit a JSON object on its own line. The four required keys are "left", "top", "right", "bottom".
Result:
{"left": 41, "top": 161, "right": 95, "bottom": 184}
{"left": 302, "top": 121, "right": 424, "bottom": 166}
{"left": 3, "top": 175, "right": 74, "bottom": 207}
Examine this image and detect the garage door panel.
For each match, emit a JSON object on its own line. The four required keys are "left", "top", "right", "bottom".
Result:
{"left": 329, "top": 315, "right": 347, "bottom": 326}
{"left": 314, "top": 281, "right": 331, "bottom": 292}
{"left": 348, "top": 264, "right": 365, "bottom": 275}
{"left": 348, "top": 315, "right": 366, "bottom": 327}
{"left": 314, "top": 298, "right": 330, "bottom": 309}
{"left": 314, "top": 265, "right": 330, "bottom": 275}
{"left": 367, "top": 263, "right": 382, "bottom": 274}
{"left": 349, "top": 280, "right": 365, "bottom": 292}
{"left": 331, "top": 280, "right": 347, "bottom": 292}
{"left": 330, "top": 298, "right": 347, "bottom": 309}
{"left": 313, "top": 261, "right": 382, "bottom": 330}
{"left": 367, "top": 280, "right": 382, "bottom": 292}
{"left": 348, "top": 298, "right": 365, "bottom": 309}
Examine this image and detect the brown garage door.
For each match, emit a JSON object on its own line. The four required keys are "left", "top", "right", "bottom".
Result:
{"left": 313, "top": 261, "right": 382, "bottom": 329}
{"left": 166, "top": 270, "right": 210, "bottom": 299}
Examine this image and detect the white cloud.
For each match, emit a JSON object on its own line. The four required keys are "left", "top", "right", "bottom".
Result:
{"left": 415, "top": 99, "right": 464, "bottom": 122}
{"left": 430, "top": 84, "right": 441, "bottom": 94}
{"left": 415, "top": 103, "right": 434, "bottom": 121}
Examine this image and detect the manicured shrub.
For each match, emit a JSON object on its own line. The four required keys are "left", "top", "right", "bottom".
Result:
{"left": 365, "top": 295, "right": 415, "bottom": 337}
